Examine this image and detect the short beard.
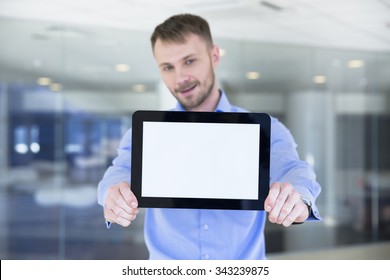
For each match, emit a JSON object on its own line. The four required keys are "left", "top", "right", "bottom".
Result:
{"left": 176, "top": 71, "right": 215, "bottom": 111}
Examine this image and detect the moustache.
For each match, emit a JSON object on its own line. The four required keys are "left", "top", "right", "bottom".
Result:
{"left": 175, "top": 81, "right": 198, "bottom": 93}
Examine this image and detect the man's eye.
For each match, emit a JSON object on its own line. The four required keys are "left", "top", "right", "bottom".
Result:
{"left": 163, "top": 65, "right": 173, "bottom": 71}
{"left": 185, "top": 59, "right": 194, "bottom": 65}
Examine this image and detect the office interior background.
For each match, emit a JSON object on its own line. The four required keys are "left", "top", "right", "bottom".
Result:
{"left": 0, "top": 0, "right": 390, "bottom": 259}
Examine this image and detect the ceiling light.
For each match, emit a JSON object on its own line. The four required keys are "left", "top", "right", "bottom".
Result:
{"left": 348, "top": 60, "right": 365, "bottom": 68}
{"left": 37, "top": 77, "right": 52, "bottom": 86}
{"left": 50, "top": 83, "right": 62, "bottom": 91}
{"left": 31, "top": 33, "right": 49, "bottom": 41}
{"left": 115, "top": 64, "right": 130, "bottom": 72}
{"left": 246, "top": 72, "right": 261, "bottom": 80}
{"left": 46, "top": 26, "right": 90, "bottom": 39}
{"left": 132, "top": 84, "right": 146, "bottom": 92}
{"left": 313, "top": 75, "right": 327, "bottom": 84}
{"left": 14, "top": 143, "right": 28, "bottom": 154}
{"left": 260, "top": 1, "right": 284, "bottom": 11}
{"left": 30, "top": 143, "right": 40, "bottom": 154}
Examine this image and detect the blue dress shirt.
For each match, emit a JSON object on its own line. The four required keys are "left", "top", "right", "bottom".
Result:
{"left": 97, "top": 90, "right": 321, "bottom": 260}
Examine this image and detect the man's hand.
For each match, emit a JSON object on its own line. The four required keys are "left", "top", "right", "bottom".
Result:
{"left": 264, "top": 182, "right": 309, "bottom": 227}
{"left": 104, "top": 182, "right": 139, "bottom": 227}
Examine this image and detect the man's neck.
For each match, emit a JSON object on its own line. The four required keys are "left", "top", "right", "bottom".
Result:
{"left": 187, "top": 88, "right": 221, "bottom": 112}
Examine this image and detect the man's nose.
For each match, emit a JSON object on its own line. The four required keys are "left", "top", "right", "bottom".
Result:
{"left": 175, "top": 67, "right": 190, "bottom": 85}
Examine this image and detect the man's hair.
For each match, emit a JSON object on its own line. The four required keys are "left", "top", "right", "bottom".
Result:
{"left": 151, "top": 14, "right": 214, "bottom": 50}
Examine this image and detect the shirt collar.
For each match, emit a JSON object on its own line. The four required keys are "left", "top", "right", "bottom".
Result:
{"left": 173, "top": 89, "right": 231, "bottom": 112}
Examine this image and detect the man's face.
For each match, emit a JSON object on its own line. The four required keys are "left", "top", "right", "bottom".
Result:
{"left": 153, "top": 34, "right": 220, "bottom": 111}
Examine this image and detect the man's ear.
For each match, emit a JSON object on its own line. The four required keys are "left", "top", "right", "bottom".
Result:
{"left": 211, "top": 45, "right": 220, "bottom": 66}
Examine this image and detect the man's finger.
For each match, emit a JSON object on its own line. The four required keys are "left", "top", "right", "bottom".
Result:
{"left": 104, "top": 206, "right": 137, "bottom": 227}
{"left": 118, "top": 182, "right": 138, "bottom": 209}
{"left": 264, "top": 182, "right": 281, "bottom": 212}
{"left": 105, "top": 209, "right": 132, "bottom": 227}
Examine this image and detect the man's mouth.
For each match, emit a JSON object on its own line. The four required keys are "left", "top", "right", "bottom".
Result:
{"left": 177, "top": 84, "right": 197, "bottom": 95}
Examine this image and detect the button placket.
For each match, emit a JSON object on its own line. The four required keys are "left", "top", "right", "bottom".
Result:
{"left": 199, "top": 210, "right": 211, "bottom": 260}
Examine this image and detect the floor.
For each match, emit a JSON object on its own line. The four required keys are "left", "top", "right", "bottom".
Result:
{"left": 268, "top": 241, "right": 390, "bottom": 259}
{"left": 1, "top": 187, "right": 389, "bottom": 260}
{"left": 1, "top": 162, "right": 390, "bottom": 260}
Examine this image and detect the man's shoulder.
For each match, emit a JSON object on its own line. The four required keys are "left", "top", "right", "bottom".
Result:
{"left": 230, "top": 104, "right": 248, "bottom": 113}
{"left": 229, "top": 106, "right": 284, "bottom": 130}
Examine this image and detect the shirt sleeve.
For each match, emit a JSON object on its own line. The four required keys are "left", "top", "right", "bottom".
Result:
{"left": 97, "top": 128, "right": 133, "bottom": 207}
{"left": 269, "top": 117, "right": 322, "bottom": 220}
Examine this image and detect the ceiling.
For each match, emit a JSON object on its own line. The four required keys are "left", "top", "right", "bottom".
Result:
{"left": 0, "top": 0, "right": 390, "bottom": 97}
{"left": 1, "top": 0, "right": 389, "bottom": 50}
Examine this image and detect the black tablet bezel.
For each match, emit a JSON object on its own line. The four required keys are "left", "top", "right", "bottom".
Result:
{"left": 131, "top": 110, "right": 270, "bottom": 211}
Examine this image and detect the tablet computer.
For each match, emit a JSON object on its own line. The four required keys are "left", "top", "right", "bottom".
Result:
{"left": 131, "top": 110, "right": 270, "bottom": 211}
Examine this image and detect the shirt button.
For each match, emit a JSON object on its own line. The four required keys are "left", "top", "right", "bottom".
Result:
{"left": 203, "top": 224, "right": 209, "bottom": 230}
{"left": 203, "top": 254, "right": 210, "bottom": 260}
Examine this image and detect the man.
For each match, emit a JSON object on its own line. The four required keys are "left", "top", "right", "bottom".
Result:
{"left": 98, "top": 14, "right": 321, "bottom": 260}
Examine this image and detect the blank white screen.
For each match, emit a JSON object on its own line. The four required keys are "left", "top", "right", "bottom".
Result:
{"left": 142, "top": 122, "right": 260, "bottom": 200}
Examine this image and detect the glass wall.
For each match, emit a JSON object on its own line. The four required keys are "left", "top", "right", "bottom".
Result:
{"left": 0, "top": 17, "right": 389, "bottom": 259}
